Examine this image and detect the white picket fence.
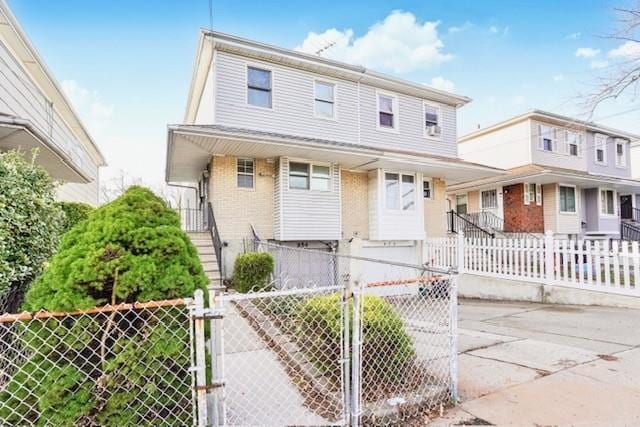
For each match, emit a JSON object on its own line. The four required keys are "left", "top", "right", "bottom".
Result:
{"left": 425, "top": 232, "right": 640, "bottom": 297}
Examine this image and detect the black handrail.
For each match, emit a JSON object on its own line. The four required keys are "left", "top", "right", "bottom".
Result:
{"left": 464, "top": 211, "right": 504, "bottom": 231}
{"left": 621, "top": 221, "right": 640, "bottom": 242}
{"left": 207, "top": 202, "right": 224, "bottom": 276}
{"left": 448, "top": 210, "right": 495, "bottom": 238}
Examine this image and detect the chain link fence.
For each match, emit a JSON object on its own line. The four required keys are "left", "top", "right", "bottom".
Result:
{"left": 0, "top": 299, "right": 196, "bottom": 426}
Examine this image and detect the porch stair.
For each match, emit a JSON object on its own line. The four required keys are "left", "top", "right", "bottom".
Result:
{"left": 187, "top": 231, "right": 222, "bottom": 286}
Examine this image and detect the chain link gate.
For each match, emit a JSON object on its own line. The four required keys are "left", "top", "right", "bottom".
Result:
{"left": 191, "top": 245, "right": 459, "bottom": 427}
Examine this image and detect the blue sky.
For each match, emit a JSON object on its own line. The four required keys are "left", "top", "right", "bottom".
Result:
{"left": 7, "top": 0, "right": 639, "bottom": 185}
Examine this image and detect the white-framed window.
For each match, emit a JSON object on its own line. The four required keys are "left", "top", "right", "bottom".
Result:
{"left": 615, "top": 140, "right": 626, "bottom": 168}
{"left": 385, "top": 172, "right": 415, "bottom": 210}
{"left": 236, "top": 158, "right": 254, "bottom": 188}
{"left": 311, "top": 164, "right": 331, "bottom": 191}
{"left": 595, "top": 135, "right": 607, "bottom": 164}
{"left": 481, "top": 189, "right": 498, "bottom": 209}
{"left": 377, "top": 92, "right": 398, "bottom": 131}
{"left": 538, "top": 124, "right": 557, "bottom": 152}
{"left": 566, "top": 131, "right": 581, "bottom": 157}
{"left": 423, "top": 103, "right": 441, "bottom": 138}
{"left": 600, "top": 189, "right": 616, "bottom": 215}
{"left": 289, "top": 162, "right": 310, "bottom": 190}
{"left": 314, "top": 81, "right": 335, "bottom": 119}
{"left": 523, "top": 183, "right": 541, "bottom": 205}
{"left": 247, "top": 66, "right": 272, "bottom": 108}
{"left": 423, "top": 179, "right": 432, "bottom": 200}
{"left": 559, "top": 185, "right": 576, "bottom": 213}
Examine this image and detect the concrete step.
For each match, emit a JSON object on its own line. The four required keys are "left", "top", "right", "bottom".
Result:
{"left": 202, "top": 261, "right": 220, "bottom": 272}
{"left": 199, "top": 254, "right": 218, "bottom": 264}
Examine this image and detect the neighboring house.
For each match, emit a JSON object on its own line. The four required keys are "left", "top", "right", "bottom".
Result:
{"left": 165, "top": 30, "right": 501, "bottom": 274}
{"left": 448, "top": 110, "right": 640, "bottom": 240}
{"left": 0, "top": 1, "right": 105, "bottom": 205}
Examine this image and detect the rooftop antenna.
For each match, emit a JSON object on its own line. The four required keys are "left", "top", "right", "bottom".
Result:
{"left": 315, "top": 41, "right": 335, "bottom": 56}
{"left": 208, "top": 0, "right": 213, "bottom": 30}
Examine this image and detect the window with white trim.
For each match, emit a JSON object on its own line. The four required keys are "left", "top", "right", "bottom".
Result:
{"left": 616, "top": 141, "right": 626, "bottom": 167}
{"left": 538, "top": 125, "right": 556, "bottom": 152}
{"left": 311, "top": 165, "right": 331, "bottom": 191}
{"left": 236, "top": 158, "right": 254, "bottom": 188}
{"left": 377, "top": 93, "right": 397, "bottom": 129}
{"left": 524, "top": 183, "right": 541, "bottom": 205}
{"left": 314, "top": 81, "right": 335, "bottom": 119}
{"left": 559, "top": 185, "right": 576, "bottom": 213}
{"left": 247, "top": 66, "right": 272, "bottom": 108}
{"left": 595, "top": 135, "right": 607, "bottom": 164}
{"left": 385, "top": 172, "right": 415, "bottom": 210}
{"left": 423, "top": 180, "right": 432, "bottom": 200}
{"left": 566, "top": 131, "right": 581, "bottom": 156}
{"left": 600, "top": 189, "right": 616, "bottom": 215}
{"left": 289, "top": 162, "right": 310, "bottom": 190}
{"left": 424, "top": 103, "right": 440, "bottom": 137}
{"left": 481, "top": 189, "right": 498, "bottom": 209}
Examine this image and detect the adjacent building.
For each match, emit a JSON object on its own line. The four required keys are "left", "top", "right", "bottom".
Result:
{"left": 448, "top": 110, "right": 640, "bottom": 240}
{"left": 165, "top": 30, "right": 501, "bottom": 274}
{"left": 0, "top": 1, "right": 105, "bottom": 204}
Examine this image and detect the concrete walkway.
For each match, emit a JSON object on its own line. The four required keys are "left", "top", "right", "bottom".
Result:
{"left": 431, "top": 299, "right": 640, "bottom": 426}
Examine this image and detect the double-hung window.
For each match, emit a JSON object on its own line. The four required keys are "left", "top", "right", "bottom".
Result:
{"left": 247, "top": 66, "right": 272, "bottom": 108}
{"left": 237, "top": 158, "right": 254, "bottom": 188}
{"left": 385, "top": 172, "right": 415, "bottom": 210}
{"left": 289, "top": 162, "right": 331, "bottom": 191}
{"left": 423, "top": 180, "right": 432, "bottom": 200}
{"left": 616, "top": 141, "right": 626, "bottom": 167}
{"left": 539, "top": 125, "right": 556, "bottom": 152}
{"left": 595, "top": 135, "right": 607, "bottom": 164}
{"left": 378, "top": 93, "right": 397, "bottom": 130}
{"left": 566, "top": 131, "right": 581, "bottom": 156}
{"left": 314, "top": 81, "right": 335, "bottom": 119}
{"left": 524, "top": 183, "right": 541, "bottom": 205}
{"left": 289, "top": 162, "right": 310, "bottom": 189}
{"left": 559, "top": 185, "right": 576, "bottom": 213}
{"left": 424, "top": 103, "right": 440, "bottom": 137}
{"left": 600, "top": 189, "right": 616, "bottom": 215}
{"left": 311, "top": 165, "right": 330, "bottom": 191}
{"left": 481, "top": 189, "right": 498, "bottom": 209}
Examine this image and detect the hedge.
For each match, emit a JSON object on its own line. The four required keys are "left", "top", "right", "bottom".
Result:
{"left": 57, "top": 201, "right": 93, "bottom": 234}
{"left": 232, "top": 252, "right": 274, "bottom": 293}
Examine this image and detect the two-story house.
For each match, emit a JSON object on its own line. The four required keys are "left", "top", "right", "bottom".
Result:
{"left": 165, "top": 30, "right": 501, "bottom": 275}
{"left": 0, "top": 1, "right": 105, "bottom": 205}
{"left": 447, "top": 110, "right": 640, "bottom": 240}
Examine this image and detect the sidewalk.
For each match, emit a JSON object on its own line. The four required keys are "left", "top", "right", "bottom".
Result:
{"left": 431, "top": 299, "right": 640, "bottom": 426}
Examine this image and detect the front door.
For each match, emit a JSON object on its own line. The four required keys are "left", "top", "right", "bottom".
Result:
{"left": 621, "top": 195, "right": 633, "bottom": 219}
{"left": 456, "top": 195, "right": 468, "bottom": 215}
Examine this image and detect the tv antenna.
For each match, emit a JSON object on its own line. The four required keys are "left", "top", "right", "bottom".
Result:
{"left": 315, "top": 41, "right": 335, "bottom": 55}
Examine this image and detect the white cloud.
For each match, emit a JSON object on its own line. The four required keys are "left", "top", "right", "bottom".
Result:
{"left": 428, "top": 76, "right": 456, "bottom": 92}
{"left": 575, "top": 47, "right": 600, "bottom": 58}
{"left": 566, "top": 32, "right": 581, "bottom": 40}
{"left": 553, "top": 74, "right": 564, "bottom": 82}
{"left": 488, "top": 25, "right": 499, "bottom": 34}
{"left": 296, "top": 11, "right": 453, "bottom": 73}
{"left": 512, "top": 95, "right": 526, "bottom": 105}
{"left": 61, "top": 79, "right": 114, "bottom": 136}
{"left": 608, "top": 41, "right": 640, "bottom": 59}
{"left": 448, "top": 21, "right": 472, "bottom": 34}
{"left": 590, "top": 59, "right": 609, "bottom": 69}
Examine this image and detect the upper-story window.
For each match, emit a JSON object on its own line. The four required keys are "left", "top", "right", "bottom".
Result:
{"left": 247, "top": 66, "right": 272, "bottom": 108}
{"left": 424, "top": 103, "right": 441, "bottom": 138}
{"left": 314, "top": 81, "right": 335, "bottom": 119}
{"left": 377, "top": 92, "right": 397, "bottom": 130}
{"left": 538, "top": 125, "right": 557, "bottom": 152}
{"left": 615, "top": 140, "right": 626, "bottom": 168}
{"left": 595, "top": 135, "right": 607, "bottom": 164}
{"left": 559, "top": 185, "right": 576, "bottom": 213}
{"left": 237, "top": 158, "right": 254, "bottom": 188}
{"left": 385, "top": 172, "right": 415, "bottom": 210}
{"left": 566, "top": 131, "right": 581, "bottom": 157}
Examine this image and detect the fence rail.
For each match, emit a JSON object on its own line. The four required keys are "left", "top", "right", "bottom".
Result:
{"left": 425, "top": 232, "right": 640, "bottom": 296}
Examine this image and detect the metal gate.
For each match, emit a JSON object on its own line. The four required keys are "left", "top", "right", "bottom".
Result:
{"left": 190, "top": 248, "right": 458, "bottom": 426}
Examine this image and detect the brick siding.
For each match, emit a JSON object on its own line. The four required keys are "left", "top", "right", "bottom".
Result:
{"left": 503, "top": 183, "right": 544, "bottom": 233}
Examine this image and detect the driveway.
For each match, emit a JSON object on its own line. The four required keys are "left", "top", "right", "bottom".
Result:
{"left": 431, "top": 299, "right": 640, "bottom": 426}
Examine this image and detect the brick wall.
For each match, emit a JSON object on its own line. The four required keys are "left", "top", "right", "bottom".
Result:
{"left": 503, "top": 183, "right": 544, "bottom": 233}
{"left": 209, "top": 156, "right": 274, "bottom": 240}
{"left": 424, "top": 178, "right": 448, "bottom": 237}
{"left": 341, "top": 170, "right": 369, "bottom": 239}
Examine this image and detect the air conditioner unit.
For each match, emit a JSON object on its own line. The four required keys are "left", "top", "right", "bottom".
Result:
{"left": 427, "top": 125, "right": 441, "bottom": 136}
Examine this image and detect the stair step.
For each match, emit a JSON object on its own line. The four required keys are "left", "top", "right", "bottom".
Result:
{"left": 199, "top": 254, "right": 218, "bottom": 263}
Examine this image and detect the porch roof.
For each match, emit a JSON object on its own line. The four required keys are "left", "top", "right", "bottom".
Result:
{"left": 0, "top": 115, "right": 90, "bottom": 182}
{"left": 165, "top": 124, "right": 504, "bottom": 184}
{"left": 447, "top": 164, "right": 640, "bottom": 193}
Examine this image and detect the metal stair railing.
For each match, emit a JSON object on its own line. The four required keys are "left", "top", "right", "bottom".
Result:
{"left": 621, "top": 221, "right": 640, "bottom": 242}
{"left": 207, "top": 202, "right": 224, "bottom": 275}
{"left": 447, "top": 210, "right": 495, "bottom": 239}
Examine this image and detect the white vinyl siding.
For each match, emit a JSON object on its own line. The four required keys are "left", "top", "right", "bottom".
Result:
{"left": 530, "top": 120, "right": 588, "bottom": 171}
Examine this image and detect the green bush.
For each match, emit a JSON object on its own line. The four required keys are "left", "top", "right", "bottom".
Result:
{"left": 296, "top": 293, "right": 415, "bottom": 394}
{"left": 57, "top": 201, "right": 93, "bottom": 233}
{"left": 0, "top": 186, "right": 206, "bottom": 426}
{"left": 0, "top": 150, "right": 63, "bottom": 294}
{"left": 232, "top": 252, "right": 274, "bottom": 293}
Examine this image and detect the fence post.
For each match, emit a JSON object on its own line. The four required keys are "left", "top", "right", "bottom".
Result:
{"left": 342, "top": 274, "right": 352, "bottom": 427}
{"left": 351, "top": 285, "right": 362, "bottom": 427}
{"left": 456, "top": 230, "right": 465, "bottom": 274}
{"left": 192, "top": 290, "right": 208, "bottom": 427}
{"left": 449, "top": 274, "right": 459, "bottom": 404}
{"left": 544, "top": 230, "right": 554, "bottom": 286}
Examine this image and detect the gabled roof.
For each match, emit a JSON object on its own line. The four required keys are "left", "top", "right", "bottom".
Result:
{"left": 0, "top": 0, "right": 106, "bottom": 166}
{"left": 459, "top": 109, "right": 640, "bottom": 143}
{"left": 184, "top": 29, "right": 472, "bottom": 123}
